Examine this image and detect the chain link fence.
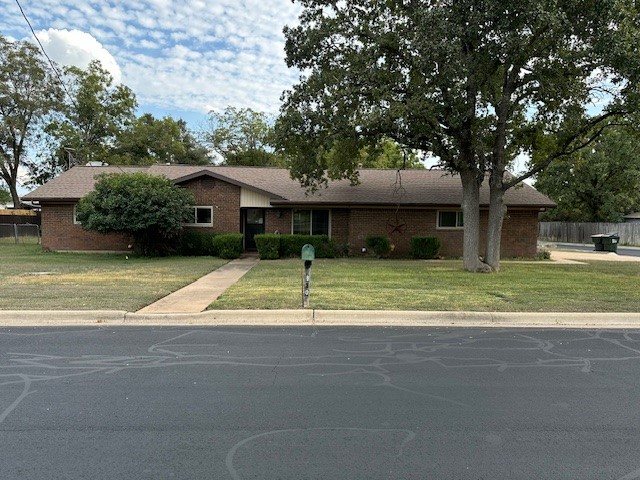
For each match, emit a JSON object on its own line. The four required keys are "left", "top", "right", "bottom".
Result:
{"left": 0, "top": 223, "right": 41, "bottom": 244}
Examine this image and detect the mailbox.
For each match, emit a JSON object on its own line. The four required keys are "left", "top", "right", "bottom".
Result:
{"left": 301, "top": 244, "right": 315, "bottom": 261}
{"left": 301, "top": 244, "right": 315, "bottom": 308}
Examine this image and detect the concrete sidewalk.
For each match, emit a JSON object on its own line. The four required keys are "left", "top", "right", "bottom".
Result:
{"left": 136, "top": 255, "right": 259, "bottom": 314}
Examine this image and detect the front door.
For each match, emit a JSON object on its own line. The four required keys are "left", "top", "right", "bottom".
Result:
{"left": 244, "top": 208, "right": 265, "bottom": 251}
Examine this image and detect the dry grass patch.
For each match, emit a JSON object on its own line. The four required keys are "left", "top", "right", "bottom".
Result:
{"left": 0, "top": 244, "right": 227, "bottom": 310}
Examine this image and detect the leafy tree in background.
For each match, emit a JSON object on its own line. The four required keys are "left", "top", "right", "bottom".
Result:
{"left": 276, "top": 0, "right": 640, "bottom": 272}
{"left": 0, "top": 35, "right": 62, "bottom": 206}
{"left": 355, "top": 138, "right": 423, "bottom": 169}
{"left": 535, "top": 126, "right": 640, "bottom": 222}
{"left": 0, "top": 183, "right": 11, "bottom": 204}
{"left": 112, "top": 114, "right": 210, "bottom": 165}
{"left": 201, "top": 106, "right": 285, "bottom": 166}
{"left": 27, "top": 60, "right": 137, "bottom": 185}
{"left": 75, "top": 172, "right": 194, "bottom": 256}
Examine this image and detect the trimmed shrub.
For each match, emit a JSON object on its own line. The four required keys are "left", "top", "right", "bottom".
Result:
{"left": 365, "top": 234, "right": 392, "bottom": 258}
{"left": 213, "top": 233, "right": 243, "bottom": 259}
{"left": 179, "top": 230, "right": 217, "bottom": 256}
{"left": 279, "top": 234, "right": 307, "bottom": 258}
{"left": 267, "top": 234, "right": 340, "bottom": 258}
{"left": 410, "top": 236, "right": 442, "bottom": 259}
{"left": 255, "top": 234, "right": 281, "bottom": 259}
{"left": 535, "top": 247, "right": 551, "bottom": 260}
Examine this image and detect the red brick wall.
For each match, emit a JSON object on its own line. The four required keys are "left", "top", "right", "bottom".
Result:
{"left": 264, "top": 209, "right": 291, "bottom": 234}
{"left": 180, "top": 177, "right": 240, "bottom": 233}
{"left": 41, "top": 203, "right": 132, "bottom": 252}
{"left": 40, "top": 186, "right": 540, "bottom": 258}
{"left": 346, "top": 207, "right": 539, "bottom": 258}
{"left": 500, "top": 209, "right": 540, "bottom": 257}
{"left": 40, "top": 178, "right": 244, "bottom": 252}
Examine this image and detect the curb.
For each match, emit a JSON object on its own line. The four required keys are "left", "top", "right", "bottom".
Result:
{"left": 1, "top": 310, "right": 640, "bottom": 328}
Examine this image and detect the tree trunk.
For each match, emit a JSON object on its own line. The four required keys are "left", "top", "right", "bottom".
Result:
{"left": 9, "top": 181, "right": 20, "bottom": 208}
{"left": 485, "top": 175, "right": 507, "bottom": 271}
{"left": 460, "top": 168, "right": 492, "bottom": 273}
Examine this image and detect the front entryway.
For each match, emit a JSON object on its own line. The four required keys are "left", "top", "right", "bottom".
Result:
{"left": 243, "top": 208, "right": 265, "bottom": 251}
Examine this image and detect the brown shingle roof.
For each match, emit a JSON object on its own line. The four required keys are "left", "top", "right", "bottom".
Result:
{"left": 23, "top": 165, "right": 555, "bottom": 208}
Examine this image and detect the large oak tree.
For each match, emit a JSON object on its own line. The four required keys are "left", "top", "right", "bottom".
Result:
{"left": 276, "top": 0, "right": 640, "bottom": 271}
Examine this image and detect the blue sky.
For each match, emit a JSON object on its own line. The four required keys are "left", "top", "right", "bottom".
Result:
{"left": 0, "top": 0, "right": 303, "bottom": 130}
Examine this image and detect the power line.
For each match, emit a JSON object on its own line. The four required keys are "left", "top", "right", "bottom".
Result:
{"left": 14, "top": 0, "right": 75, "bottom": 104}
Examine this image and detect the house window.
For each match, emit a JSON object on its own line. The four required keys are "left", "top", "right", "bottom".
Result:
{"left": 186, "top": 206, "right": 213, "bottom": 227}
{"left": 293, "top": 209, "right": 330, "bottom": 236}
{"left": 438, "top": 210, "right": 464, "bottom": 229}
{"left": 73, "top": 205, "right": 81, "bottom": 225}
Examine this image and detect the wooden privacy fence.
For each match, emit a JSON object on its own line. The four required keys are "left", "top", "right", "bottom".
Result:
{"left": 0, "top": 209, "right": 40, "bottom": 225}
{"left": 539, "top": 222, "right": 640, "bottom": 246}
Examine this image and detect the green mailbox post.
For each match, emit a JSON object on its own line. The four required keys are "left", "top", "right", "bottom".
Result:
{"left": 301, "top": 244, "right": 315, "bottom": 308}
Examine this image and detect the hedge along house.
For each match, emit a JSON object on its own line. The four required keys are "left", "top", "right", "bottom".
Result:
{"left": 23, "top": 164, "right": 555, "bottom": 257}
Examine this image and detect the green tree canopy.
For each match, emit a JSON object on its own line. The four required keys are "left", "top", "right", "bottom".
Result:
{"left": 112, "top": 114, "right": 210, "bottom": 165}
{"left": 28, "top": 60, "right": 137, "bottom": 185}
{"left": 276, "top": 0, "right": 640, "bottom": 272}
{"left": 75, "top": 172, "right": 194, "bottom": 256}
{"left": 0, "top": 35, "right": 63, "bottom": 206}
{"left": 0, "top": 183, "right": 11, "bottom": 204}
{"left": 354, "top": 138, "right": 423, "bottom": 169}
{"left": 535, "top": 125, "right": 640, "bottom": 222}
{"left": 201, "top": 106, "right": 285, "bottom": 166}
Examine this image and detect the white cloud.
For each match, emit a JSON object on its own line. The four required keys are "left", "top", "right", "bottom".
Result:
{"left": 0, "top": 0, "right": 303, "bottom": 122}
{"left": 34, "top": 28, "right": 122, "bottom": 83}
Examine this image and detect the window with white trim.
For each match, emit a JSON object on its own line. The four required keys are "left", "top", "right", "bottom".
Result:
{"left": 293, "top": 209, "right": 330, "bottom": 236}
{"left": 437, "top": 210, "right": 464, "bottom": 229}
{"left": 185, "top": 206, "right": 213, "bottom": 227}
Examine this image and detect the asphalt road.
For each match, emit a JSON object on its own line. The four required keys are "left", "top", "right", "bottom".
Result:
{"left": 2, "top": 326, "right": 640, "bottom": 480}
{"left": 551, "top": 242, "right": 640, "bottom": 257}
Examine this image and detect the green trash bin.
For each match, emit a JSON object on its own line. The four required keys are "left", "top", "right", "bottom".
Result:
{"left": 591, "top": 234, "right": 605, "bottom": 251}
{"left": 601, "top": 233, "right": 620, "bottom": 253}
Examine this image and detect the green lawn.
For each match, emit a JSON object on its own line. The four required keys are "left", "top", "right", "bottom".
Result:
{"left": 2, "top": 245, "right": 639, "bottom": 312}
{"left": 0, "top": 244, "right": 227, "bottom": 311}
{"left": 211, "top": 257, "right": 640, "bottom": 312}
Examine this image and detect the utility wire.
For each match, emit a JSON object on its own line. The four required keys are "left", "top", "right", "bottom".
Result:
{"left": 14, "top": 0, "right": 75, "bottom": 105}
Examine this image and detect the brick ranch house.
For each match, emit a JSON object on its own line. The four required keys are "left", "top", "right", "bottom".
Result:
{"left": 23, "top": 165, "right": 555, "bottom": 257}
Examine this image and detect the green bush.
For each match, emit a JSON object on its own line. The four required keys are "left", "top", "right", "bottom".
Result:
{"left": 279, "top": 234, "right": 310, "bottom": 258}
{"left": 75, "top": 172, "right": 194, "bottom": 256}
{"left": 255, "top": 234, "right": 281, "bottom": 259}
{"left": 283, "top": 234, "right": 339, "bottom": 258}
{"left": 180, "top": 230, "right": 217, "bottom": 256}
{"left": 535, "top": 247, "right": 551, "bottom": 260}
{"left": 213, "top": 233, "right": 243, "bottom": 259}
{"left": 410, "top": 236, "right": 442, "bottom": 259}
{"left": 365, "top": 235, "right": 392, "bottom": 258}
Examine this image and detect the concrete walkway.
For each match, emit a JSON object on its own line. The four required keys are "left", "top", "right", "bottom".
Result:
{"left": 136, "top": 255, "right": 259, "bottom": 314}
